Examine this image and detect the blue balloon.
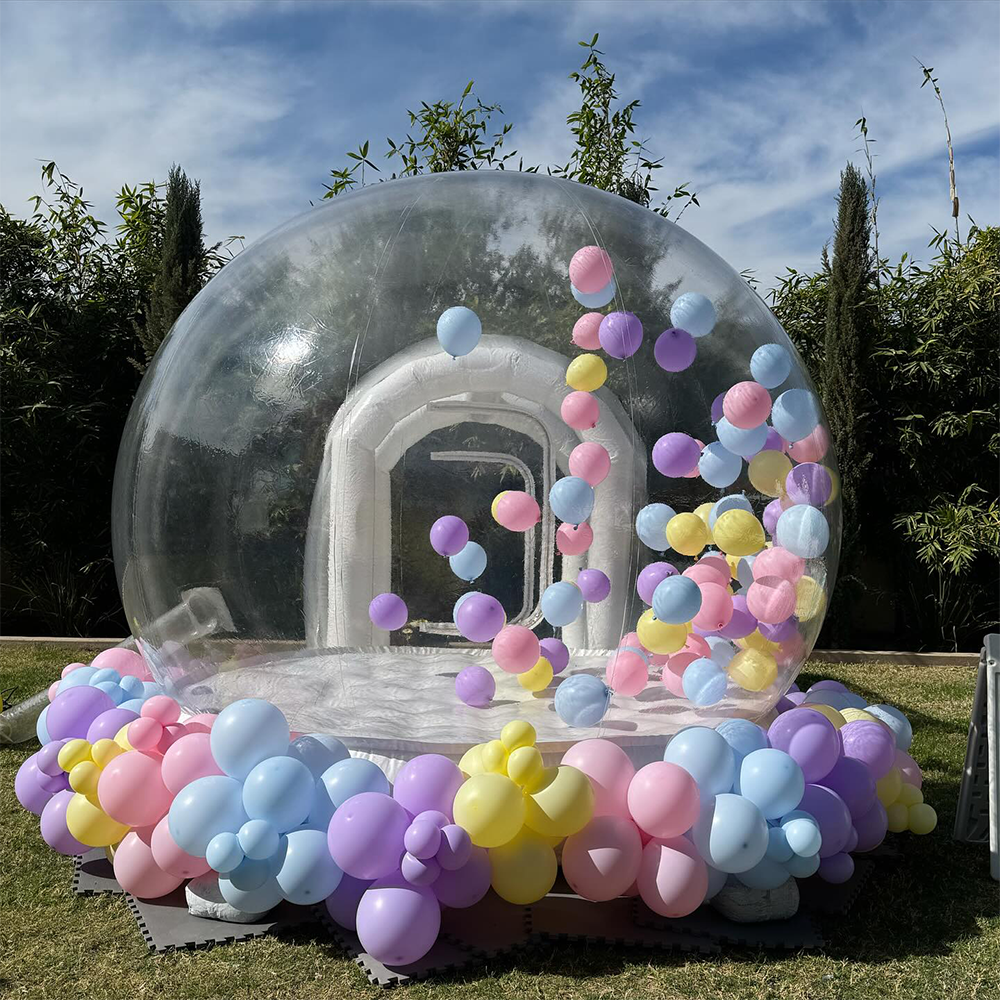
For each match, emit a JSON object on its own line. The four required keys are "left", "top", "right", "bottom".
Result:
{"left": 276, "top": 828, "right": 344, "bottom": 904}
{"left": 316, "top": 757, "right": 390, "bottom": 822}
{"left": 549, "top": 477, "right": 594, "bottom": 525}
{"left": 779, "top": 810, "right": 822, "bottom": 857}
{"left": 682, "top": 658, "right": 728, "bottom": 706}
{"left": 866, "top": 704, "right": 912, "bottom": 750}
{"left": 736, "top": 554, "right": 756, "bottom": 589}
{"left": 211, "top": 698, "right": 291, "bottom": 780}
{"left": 716, "top": 418, "right": 768, "bottom": 459}
{"left": 670, "top": 292, "right": 716, "bottom": 338}
{"left": 709, "top": 493, "right": 754, "bottom": 531}
{"left": 737, "top": 855, "right": 791, "bottom": 889}
{"left": 663, "top": 726, "right": 736, "bottom": 796}
{"left": 242, "top": 756, "right": 315, "bottom": 833}
{"left": 715, "top": 718, "right": 768, "bottom": 777}
{"left": 118, "top": 698, "right": 145, "bottom": 713}
{"left": 705, "top": 863, "right": 728, "bottom": 900}
{"left": 635, "top": 503, "right": 676, "bottom": 551}
{"left": 287, "top": 733, "right": 350, "bottom": 779}
{"left": 449, "top": 541, "right": 487, "bottom": 582}
{"left": 169, "top": 775, "right": 247, "bottom": 856}
{"left": 239, "top": 819, "right": 280, "bottom": 861}
{"left": 705, "top": 636, "right": 737, "bottom": 670}
{"left": 554, "top": 674, "right": 611, "bottom": 728}
{"left": 218, "top": 874, "right": 284, "bottom": 913}
{"left": 118, "top": 674, "right": 145, "bottom": 699}
{"left": 765, "top": 825, "right": 794, "bottom": 863}
{"left": 93, "top": 681, "right": 126, "bottom": 705}
{"left": 229, "top": 855, "right": 274, "bottom": 891}
{"left": 698, "top": 442, "right": 742, "bottom": 488}
{"left": 652, "top": 575, "right": 702, "bottom": 624}
{"left": 541, "top": 581, "right": 583, "bottom": 627}
{"left": 739, "top": 748, "right": 805, "bottom": 819}
{"left": 571, "top": 279, "right": 615, "bottom": 308}
{"left": 141, "top": 681, "right": 163, "bottom": 698}
{"left": 750, "top": 344, "right": 792, "bottom": 389}
{"left": 775, "top": 504, "right": 830, "bottom": 558}
{"left": 59, "top": 667, "right": 97, "bottom": 692}
{"left": 89, "top": 668, "right": 120, "bottom": 686}
{"left": 206, "top": 832, "right": 245, "bottom": 873}
{"left": 784, "top": 850, "right": 820, "bottom": 878}
{"left": 436, "top": 305, "right": 482, "bottom": 357}
{"left": 36, "top": 704, "right": 50, "bottom": 744}
{"left": 771, "top": 389, "right": 819, "bottom": 443}
{"left": 692, "top": 793, "right": 768, "bottom": 873}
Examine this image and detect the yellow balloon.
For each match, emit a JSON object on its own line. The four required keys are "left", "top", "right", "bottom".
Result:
{"left": 565, "top": 353, "right": 608, "bottom": 392}
{"left": 796, "top": 703, "right": 847, "bottom": 728}
{"left": 840, "top": 707, "right": 878, "bottom": 725}
{"left": 524, "top": 764, "right": 594, "bottom": 839}
{"left": 501, "top": 719, "right": 536, "bottom": 753}
{"left": 876, "top": 767, "right": 903, "bottom": 806}
{"left": 507, "top": 746, "right": 544, "bottom": 791}
{"left": 739, "top": 630, "right": 781, "bottom": 654}
{"left": 489, "top": 829, "right": 557, "bottom": 904}
{"left": 694, "top": 502, "right": 714, "bottom": 532}
{"left": 90, "top": 738, "right": 125, "bottom": 769}
{"left": 480, "top": 739, "right": 508, "bottom": 774}
{"left": 728, "top": 648, "right": 777, "bottom": 692}
{"left": 58, "top": 738, "right": 92, "bottom": 772}
{"left": 725, "top": 553, "right": 741, "bottom": 579}
{"left": 453, "top": 773, "right": 525, "bottom": 848}
{"left": 68, "top": 760, "right": 101, "bottom": 796}
{"left": 712, "top": 509, "right": 765, "bottom": 557}
{"left": 666, "top": 512, "right": 708, "bottom": 556}
{"left": 65, "top": 793, "right": 130, "bottom": 848}
{"left": 518, "top": 657, "right": 553, "bottom": 693}
{"left": 896, "top": 783, "right": 923, "bottom": 808}
{"left": 114, "top": 723, "right": 134, "bottom": 752}
{"left": 886, "top": 802, "right": 909, "bottom": 833}
{"left": 748, "top": 450, "right": 793, "bottom": 497}
{"left": 795, "top": 576, "right": 826, "bottom": 621}
{"left": 491, "top": 491, "right": 510, "bottom": 522}
{"left": 825, "top": 466, "right": 840, "bottom": 505}
{"left": 907, "top": 802, "right": 937, "bottom": 835}
{"left": 459, "top": 743, "right": 486, "bottom": 777}
{"left": 636, "top": 609, "right": 687, "bottom": 655}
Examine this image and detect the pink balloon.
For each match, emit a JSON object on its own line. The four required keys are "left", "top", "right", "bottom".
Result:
{"left": 637, "top": 836, "right": 708, "bottom": 918}
{"left": 776, "top": 631, "right": 805, "bottom": 667}
{"left": 91, "top": 647, "right": 152, "bottom": 681}
{"left": 561, "top": 391, "right": 599, "bottom": 430}
{"left": 160, "top": 732, "right": 224, "bottom": 795}
{"left": 683, "top": 440, "right": 705, "bottom": 478}
{"left": 683, "top": 563, "right": 724, "bottom": 589}
{"left": 183, "top": 713, "right": 218, "bottom": 733}
{"left": 723, "top": 381, "right": 772, "bottom": 429}
{"left": 752, "top": 546, "right": 805, "bottom": 583}
{"left": 491, "top": 626, "right": 540, "bottom": 674}
{"left": 746, "top": 576, "right": 796, "bottom": 624}
{"left": 605, "top": 649, "right": 648, "bottom": 697}
{"left": 113, "top": 831, "right": 184, "bottom": 899}
{"left": 569, "top": 245, "right": 614, "bottom": 294}
{"left": 627, "top": 762, "right": 700, "bottom": 839}
{"left": 141, "top": 695, "right": 181, "bottom": 725}
{"left": 494, "top": 491, "right": 540, "bottom": 532}
{"left": 150, "top": 817, "right": 212, "bottom": 879}
{"left": 98, "top": 750, "right": 173, "bottom": 827}
{"left": 61, "top": 662, "right": 86, "bottom": 678}
{"left": 562, "top": 815, "right": 643, "bottom": 901}
{"left": 787, "top": 424, "right": 830, "bottom": 463}
{"left": 127, "top": 717, "right": 163, "bottom": 751}
{"left": 572, "top": 312, "right": 604, "bottom": 350}
{"left": 561, "top": 739, "right": 635, "bottom": 819}
{"left": 556, "top": 521, "right": 593, "bottom": 556}
{"left": 896, "top": 749, "right": 922, "bottom": 788}
{"left": 569, "top": 441, "right": 611, "bottom": 486}
{"left": 662, "top": 658, "right": 687, "bottom": 697}
{"left": 691, "top": 583, "right": 734, "bottom": 632}
{"left": 47, "top": 681, "right": 60, "bottom": 702}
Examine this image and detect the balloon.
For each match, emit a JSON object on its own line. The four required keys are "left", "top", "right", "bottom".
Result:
{"left": 635, "top": 504, "right": 676, "bottom": 551}
{"left": 15, "top": 754, "right": 54, "bottom": 815}
{"left": 654, "top": 328, "right": 697, "bottom": 372}
{"left": 886, "top": 801, "right": 909, "bottom": 833}
{"left": 569, "top": 441, "right": 611, "bottom": 485}
{"left": 46, "top": 686, "right": 116, "bottom": 741}
{"left": 750, "top": 343, "right": 791, "bottom": 388}
{"left": 665, "top": 512, "right": 709, "bottom": 557}
{"left": 207, "top": 699, "right": 290, "bottom": 783}
{"left": 738, "top": 855, "right": 791, "bottom": 890}
{"left": 368, "top": 592, "right": 408, "bottom": 631}
{"left": 324, "top": 872, "right": 371, "bottom": 930}
{"left": 524, "top": 765, "right": 594, "bottom": 838}
{"left": 907, "top": 802, "right": 937, "bottom": 835}
{"left": 698, "top": 442, "right": 742, "bottom": 488}
{"left": 436, "top": 305, "right": 481, "bottom": 357}
{"left": 113, "top": 831, "right": 184, "bottom": 899}
{"left": 61, "top": 661, "right": 87, "bottom": 678}
{"left": 771, "top": 389, "right": 819, "bottom": 442}
{"left": 158, "top": 732, "right": 221, "bottom": 796}
{"left": 554, "top": 674, "right": 611, "bottom": 727}
{"left": 64, "top": 790, "right": 129, "bottom": 847}
{"left": 489, "top": 625, "right": 538, "bottom": 675}
{"left": 627, "top": 762, "right": 700, "bottom": 839}
{"left": 716, "top": 418, "right": 768, "bottom": 459}
{"left": 865, "top": 705, "right": 913, "bottom": 750}
{"left": 876, "top": 767, "right": 902, "bottom": 807}
{"left": 573, "top": 277, "right": 616, "bottom": 307}
{"left": 518, "top": 657, "right": 554, "bottom": 692}
{"left": 652, "top": 433, "right": 700, "bottom": 477}
{"left": 572, "top": 312, "right": 603, "bottom": 349}
{"left": 241, "top": 756, "right": 314, "bottom": 833}
{"left": 785, "top": 463, "right": 832, "bottom": 507}
{"left": 762, "top": 498, "right": 784, "bottom": 537}
{"left": 798, "top": 784, "right": 852, "bottom": 857}
{"left": 663, "top": 727, "right": 736, "bottom": 797}
{"left": 561, "top": 739, "right": 634, "bottom": 819}
{"left": 455, "top": 665, "right": 496, "bottom": 707}
{"left": 326, "top": 792, "right": 408, "bottom": 880}
{"left": 746, "top": 576, "right": 797, "bottom": 624}
{"left": 896, "top": 749, "right": 922, "bottom": 788}
{"left": 562, "top": 815, "right": 642, "bottom": 901}
{"left": 707, "top": 494, "right": 753, "bottom": 532}
{"left": 91, "top": 647, "right": 151, "bottom": 680}
{"left": 818, "top": 755, "right": 877, "bottom": 820}
{"left": 541, "top": 582, "right": 583, "bottom": 627}
{"left": 316, "top": 757, "right": 391, "bottom": 827}
{"left": 712, "top": 509, "right": 765, "bottom": 557}
{"left": 748, "top": 450, "right": 793, "bottom": 497}
{"left": 768, "top": 708, "right": 841, "bottom": 784}
{"left": 556, "top": 520, "right": 593, "bottom": 555}
{"left": 39, "top": 790, "right": 89, "bottom": 855}
{"left": 765, "top": 825, "right": 794, "bottom": 863}
{"left": 429, "top": 515, "right": 469, "bottom": 557}
{"left": 357, "top": 877, "right": 443, "bottom": 967}
{"left": 818, "top": 852, "right": 854, "bottom": 884}
{"left": 840, "top": 720, "right": 896, "bottom": 780}
{"left": 787, "top": 423, "right": 830, "bottom": 462}
{"left": 784, "top": 851, "right": 821, "bottom": 878}
{"left": 561, "top": 390, "right": 600, "bottom": 429}
{"left": 237, "top": 819, "right": 280, "bottom": 861}
{"left": 739, "top": 749, "right": 804, "bottom": 819}
{"left": 566, "top": 353, "right": 608, "bottom": 392}
{"left": 488, "top": 828, "right": 557, "bottom": 904}
{"left": 449, "top": 541, "right": 487, "bottom": 581}
{"left": 394, "top": 755, "right": 463, "bottom": 820}
{"left": 636, "top": 610, "right": 687, "bottom": 655}
{"left": 752, "top": 546, "right": 805, "bottom": 583}
{"left": 715, "top": 719, "right": 769, "bottom": 777}
{"left": 97, "top": 750, "right": 171, "bottom": 828}
{"left": 453, "top": 773, "right": 524, "bottom": 848}
{"left": 275, "top": 828, "right": 343, "bottom": 904}
{"left": 692, "top": 793, "right": 768, "bottom": 873}
{"left": 598, "top": 311, "right": 642, "bottom": 358}
{"left": 85, "top": 708, "right": 139, "bottom": 745}
{"left": 638, "top": 836, "right": 709, "bottom": 917}
{"left": 494, "top": 490, "right": 541, "bottom": 531}
{"left": 727, "top": 648, "right": 777, "bottom": 692}
{"left": 652, "top": 575, "right": 702, "bottom": 625}
{"left": 636, "top": 561, "right": 678, "bottom": 603}
{"left": 150, "top": 817, "right": 213, "bottom": 879}
{"left": 539, "top": 637, "right": 570, "bottom": 675}
{"left": 723, "top": 381, "right": 772, "bottom": 429}
{"left": 206, "top": 831, "right": 244, "bottom": 873}
{"left": 549, "top": 477, "right": 595, "bottom": 524}
{"left": 577, "top": 569, "right": 611, "bottom": 604}
{"left": 670, "top": 292, "right": 715, "bottom": 338}
{"left": 605, "top": 649, "right": 647, "bottom": 696}
{"left": 569, "top": 245, "right": 614, "bottom": 293}
{"left": 436, "top": 823, "right": 472, "bottom": 871}
{"left": 168, "top": 775, "right": 247, "bottom": 856}
{"left": 433, "top": 846, "right": 492, "bottom": 908}
{"left": 690, "top": 584, "right": 732, "bottom": 634}
{"left": 286, "top": 733, "right": 350, "bottom": 779}
{"left": 682, "top": 657, "right": 728, "bottom": 706}
{"left": 219, "top": 874, "right": 284, "bottom": 913}
{"left": 455, "top": 592, "right": 506, "bottom": 642}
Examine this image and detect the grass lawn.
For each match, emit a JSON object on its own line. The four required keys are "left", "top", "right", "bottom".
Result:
{"left": 1, "top": 642, "right": 997, "bottom": 1000}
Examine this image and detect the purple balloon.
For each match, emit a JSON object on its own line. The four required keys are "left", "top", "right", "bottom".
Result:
{"left": 758, "top": 617, "right": 797, "bottom": 642}
{"left": 636, "top": 562, "right": 678, "bottom": 604}
{"left": 39, "top": 790, "right": 88, "bottom": 855}
{"left": 327, "top": 792, "right": 409, "bottom": 880}
{"left": 799, "top": 784, "right": 852, "bottom": 857}
{"left": 718, "top": 594, "right": 757, "bottom": 639}
{"left": 539, "top": 638, "right": 569, "bottom": 675}
{"left": 404, "top": 818, "right": 443, "bottom": 860}
{"left": 46, "top": 686, "right": 116, "bottom": 741}
{"left": 710, "top": 391, "right": 726, "bottom": 424}
{"left": 577, "top": 569, "right": 611, "bottom": 603}
{"left": 762, "top": 498, "right": 784, "bottom": 536}
{"left": 36, "top": 770, "right": 70, "bottom": 794}
{"left": 653, "top": 328, "right": 696, "bottom": 372}
{"left": 758, "top": 428, "right": 786, "bottom": 453}
{"left": 356, "top": 878, "right": 441, "bottom": 967}
{"left": 808, "top": 680, "right": 849, "bottom": 694}
{"left": 36, "top": 739, "right": 69, "bottom": 777}
{"left": 768, "top": 708, "right": 841, "bottom": 783}
{"left": 433, "top": 845, "right": 491, "bottom": 908}
{"left": 652, "top": 433, "right": 701, "bottom": 477}
{"left": 429, "top": 515, "right": 469, "bottom": 557}
{"left": 393, "top": 755, "right": 464, "bottom": 820}
{"left": 785, "top": 463, "right": 832, "bottom": 507}
{"left": 844, "top": 826, "right": 859, "bottom": 853}
{"left": 785, "top": 691, "right": 808, "bottom": 706}
{"left": 818, "top": 755, "right": 877, "bottom": 820}
{"left": 401, "top": 852, "right": 441, "bottom": 886}
{"left": 435, "top": 824, "right": 472, "bottom": 871}
{"left": 369, "top": 593, "right": 408, "bottom": 631}
{"left": 86, "top": 708, "right": 140, "bottom": 745}
{"left": 598, "top": 311, "right": 643, "bottom": 359}
{"left": 14, "top": 754, "right": 54, "bottom": 815}
{"left": 853, "top": 799, "right": 888, "bottom": 852}
{"left": 818, "top": 851, "right": 855, "bottom": 883}
{"left": 454, "top": 592, "right": 505, "bottom": 642}
{"left": 455, "top": 665, "right": 495, "bottom": 708}
{"left": 324, "top": 873, "right": 372, "bottom": 930}
{"left": 840, "top": 721, "right": 896, "bottom": 781}
{"left": 774, "top": 695, "right": 797, "bottom": 714}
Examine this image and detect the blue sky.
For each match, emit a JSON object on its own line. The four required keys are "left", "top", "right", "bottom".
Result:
{"left": 1, "top": 0, "right": 997, "bottom": 286}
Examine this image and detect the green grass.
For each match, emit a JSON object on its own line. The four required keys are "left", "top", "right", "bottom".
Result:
{"left": 1, "top": 643, "right": 997, "bottom": 1000}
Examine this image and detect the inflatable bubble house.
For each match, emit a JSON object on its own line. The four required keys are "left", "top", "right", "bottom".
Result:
{"left": 112, "top": 171, "right": 840, "bottom": 764}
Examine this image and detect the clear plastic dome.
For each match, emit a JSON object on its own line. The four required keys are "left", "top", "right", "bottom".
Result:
{"left": 112, "top": 171, "right": 839, "bottom": 751}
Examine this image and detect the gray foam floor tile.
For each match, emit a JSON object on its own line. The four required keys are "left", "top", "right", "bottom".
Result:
{"left": 798, "top": 859, "right": 874, "bottom": 916}
{"left": 72, "top": 849, "right": 121, "bottom": 896}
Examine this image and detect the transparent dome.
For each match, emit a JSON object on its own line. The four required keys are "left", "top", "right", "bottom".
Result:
{"left": 112, "top": 171, "right": 839, "bottom": 752}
